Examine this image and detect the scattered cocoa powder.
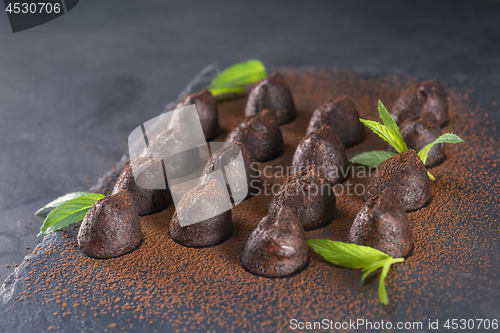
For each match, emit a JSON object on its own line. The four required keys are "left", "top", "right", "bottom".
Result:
{"left": 8, "top": 69, "right": 499, "bottom": 332}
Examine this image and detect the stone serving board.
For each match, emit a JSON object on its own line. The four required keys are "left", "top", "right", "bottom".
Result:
{"left": 1, "top": 67, "right": 499, "bottom": 333}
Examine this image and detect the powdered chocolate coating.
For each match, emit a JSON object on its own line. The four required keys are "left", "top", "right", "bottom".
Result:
{"left": 395, "top": 112, "right": 445, "bottom": 167}
{"left": 244, "top": 72, "right": 296, "bottom": 125}
{"left": 365, "top": 149, "right": 431, "bottom": 211}
{"left": 241, "top": 206, "right": 309, "bottom": 278}
{"left": 269, "top": 165, "right": 336, "bottom": 230}
{"left": 112, "top": 162, "right": 172, "bottom": 216}
{"left": 78, "top": 189, "right": 142, "bottom": 259}
{"left": 391, "top": 79, "right": 449, "bottom": 126}
{"left": 199, "top": 142, "right": 261, "bottom": 200}
{"left": 170, "top": 179, "right": 233, "bottom": 248}
{"left": 226, "top": 109, "right": 283, "bottom": 162}
{"left": 292, "top": 124, "right": 348, "bottom": 184}
{"left": 349, "top": 188, "right": 412, "bottom": 257}
{"left": 176, "top": 89, "right": 220, "bottom": 141}
{"left": 306, "top": 96, "right": 365, "bottom": 147}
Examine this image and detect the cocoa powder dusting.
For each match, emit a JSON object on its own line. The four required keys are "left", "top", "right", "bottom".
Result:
{"left": 7, "top": 69, "right": 499, "bottom": 332}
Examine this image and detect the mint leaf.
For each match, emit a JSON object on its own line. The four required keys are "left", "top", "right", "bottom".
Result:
{"left": 378, "top": 260, "right": 392, "bottom": 305}
{"left": 208, "top": 59, "right": 267, "bottom": 96}
{"left": 208, "top": 87, "right": 245, "bottom": 96}
{"left": 350, "top": 150, "right": 397, "bottom": 167}
{"left": 38, "top": 193, "right": 104, "bottom": 236}
{"left": 418, "top": 132, "right": 464, "bottom": 165}
{"left": 34, "top": 191, "right": 91, "bottom": 218}
{"left": 308, "top": 239, "right": 404, "bottom": 305}
{"left": 359, "top": 100, "right": 407, "bottom": 153}
{"left": 379, "top": 258, "right": 404, "bottom": 305}
{"left": 361, "top": 260, "right": 388, "bottom": 281}
{"left": 308, "top": 239, "right": 390, "bottom": 269}
{"left": 359, "top": 119, "right": 408, "bottom": 153}
{"left": 378, "top": 100, "right": 399, "bottom": 133}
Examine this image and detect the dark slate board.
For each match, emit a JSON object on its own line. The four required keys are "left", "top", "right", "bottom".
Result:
{"left": 1, "top": 67, "right": 499, "bottom": 333}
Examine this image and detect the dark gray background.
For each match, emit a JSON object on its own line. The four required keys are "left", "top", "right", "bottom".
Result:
{"left": 1, "top": 0, "right": 499, "bottom": 284}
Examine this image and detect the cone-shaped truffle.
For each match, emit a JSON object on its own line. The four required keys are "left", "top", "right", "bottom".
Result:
{"left": 306, "top": 96, "right": 365, "bottom": 147}
{"left": 176, "top": 89, "right": 220, "bottom": 141}
{"left": 142, "top": 128, "right": 201, "bottom": 180}
{"left": 170, "top": 179, "right": 233, "bottom": 247}
{"left": 391, "top": 79, "right": 449, "bottom": 126}
{"left": 241, "top": 206, "right": 308, "bottom": 277}
{"left": 269, "top": 165, "right": 336, "bottom": 230}
{"left": 365, "top": 149, "right": 431, "bottom": 211}
{"left": 387, "top": 112, "right": 444, "bottom": 167}
{"left": 244, "top": 72, "right": 296, "bottom": 125}
{"left": 78, "top": 189, "right": 142, "bottom": 259}
{"left": 200, "top": 142, "right": 261, "bottom": 201}
{"left": 292, "top": 124, "right": 348, "bottom": 184}
{"left": 112, "top": 162, "right": 172, "bottom": 216}
{"left": 349, "top": 188, "right": 412, "bottom": 258}
{"left": 226, "top": 109, "right": 283, "bottom": 162}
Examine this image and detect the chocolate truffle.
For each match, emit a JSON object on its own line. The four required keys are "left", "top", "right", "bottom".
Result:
{"left": 306, "top": 96, "right": 365, "bottom": 147}
{"left": 244, "top": 72, "right": 296, "bottom": 125}
{"left": 388, "top": 112, "right": 444, "bottom": 167}
{"left": 170, "top": 179, "right": 233, "bottom": 247}
{"left": 241, "top": 206, "right": 308, "bottom": 278}
{"left": 112, "top": 162, "right": 172, "bottom": 216}
{"left": 176, "top": 89, "right": 220, "bottom": 141}
{"left": 226, "top": 109, "right": 283, "bottom": 162}
{"left": 78, "top": 189, "right": 142, "bottom": 259}
{"left": 391, "top": 79, "right": 449, "bottom": 126}
{"left": 269, "top": 165, "right": 336, "bottom": 230}
{"left": 199, "top": 142, "right": 261, "bottom": 201}
{"left": 364, "top": 149, "right": 431, "bottom": 211}
{"left": 349, "top": 188, "right": 412, "bottom": 258}
{"left": 141, "top": 127, "right": 201, "bottom": 180}
{"left": 292, "top": 124, "right": 349, "bottom": 184}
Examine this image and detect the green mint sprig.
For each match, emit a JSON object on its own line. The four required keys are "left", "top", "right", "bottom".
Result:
{"left": 349, "top": 150, "right": 397, "bottom": 168}
{"left": 35, "top": 191, "right": 91, "bottom": 218}
{"left": 358, "top": 100, "right": 408, "bottom": 153}
{"left": 350, "top": 100, "right": 464, "bottom": 180}
{"left": 208, "top": 59, "right": 267, "bottom": 96}
{"left": 308, "top": 239, "right": 404, "bottom": 305}
{"left": 37, "top": 192, "right": 104, "bottom": 236}
{"left": 418, "top": 132, "right": 463, "bottom": 165}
